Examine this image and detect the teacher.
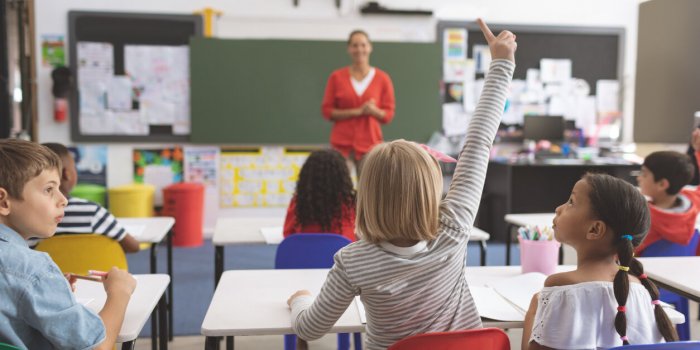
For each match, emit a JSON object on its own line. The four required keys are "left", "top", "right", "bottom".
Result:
{"left": 321, "top": 30, "right": 395, "bottom": 177}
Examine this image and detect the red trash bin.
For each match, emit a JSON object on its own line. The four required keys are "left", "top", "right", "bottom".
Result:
{"left": 162, "top": 182, "right": 205, "bottom": 247}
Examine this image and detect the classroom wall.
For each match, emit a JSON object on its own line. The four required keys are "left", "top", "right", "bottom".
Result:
{"left": 35, "top": 0, "right": 641, "bottom": 187}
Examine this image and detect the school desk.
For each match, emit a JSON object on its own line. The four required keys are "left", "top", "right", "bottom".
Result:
{"left": 638, "top": 257, "right": 700, "bottom": 303}
{"left": 121, "top": 217, "right": 175, "bottom": 343}
{"left": 75, "top": 274, "right": 170, "bottom": 350}
{"left": 200, "top": 266, "right": 684, "bottom": 350}
{"left": 212, "top": 217, "right": 492, "bottom": 287}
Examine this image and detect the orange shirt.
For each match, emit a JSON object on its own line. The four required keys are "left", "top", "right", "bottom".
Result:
{"left": 321, "top": 67, "right": 395, "bottom": 160}
{"left": 283, "top": 195, "right": 356, "bottom": 243}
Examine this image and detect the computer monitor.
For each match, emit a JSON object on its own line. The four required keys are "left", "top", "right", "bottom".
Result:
{"left": 523, "top": 115, "right": 565, "bottom": 142}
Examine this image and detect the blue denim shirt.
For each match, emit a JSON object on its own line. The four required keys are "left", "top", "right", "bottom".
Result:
{"left": 0, "top": 224, "right": 105, "bottom": 349}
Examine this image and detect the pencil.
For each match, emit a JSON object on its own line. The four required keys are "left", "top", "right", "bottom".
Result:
{"left": 70, "top": 274, "right": 103, "bottom": 282}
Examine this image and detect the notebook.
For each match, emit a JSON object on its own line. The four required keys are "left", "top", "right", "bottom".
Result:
{"left": 470, "top": 272, "right": 547, "bottom": 321}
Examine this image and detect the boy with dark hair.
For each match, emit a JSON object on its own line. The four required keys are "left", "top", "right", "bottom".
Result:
{"left": 42, "top": 142, "right": 140, "bottom": 253}
{"left": 636, "top": 147, "right": 700, "bottom": 255}
{"left": 0, "top": 139, "right": 135, "bottom": 349}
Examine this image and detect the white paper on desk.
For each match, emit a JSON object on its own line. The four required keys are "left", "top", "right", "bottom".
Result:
{"left": 469, "top": 286, "right": 524, "bottom": 322}
{"left": 488, "top": 273, "right": 546, "bottom": 313}
{"left": 540, "top": 59, "right": 572, "bottom": 83}
{"left": 442, "top": 103, "right": 469, "bottom": 137}
{"left": 260, "top": 226, "right": 284, "bottom": 244}
{"left": 122, "top": 224, "right": 146, "bottom": 239}
{"left": 355, "top": 296, "right": 367, "bottom": 324}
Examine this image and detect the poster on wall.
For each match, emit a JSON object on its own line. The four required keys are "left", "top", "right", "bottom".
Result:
{"left": 133, "top": 147, "right": 183, "bottom": 206}
{"left": 68, "top": 145, "right": 108, "bottom": 186}
{"left": 41, "top": 34, "right": 66, "bottom": 67}
{"left": 184, "top": 146, "right": 220, "bottom": 231}
{"left": 443, "top": 28, "right": 467, "bottom": 60}
{"left": 219, "top": 147, "right": 309, "bottom": 208}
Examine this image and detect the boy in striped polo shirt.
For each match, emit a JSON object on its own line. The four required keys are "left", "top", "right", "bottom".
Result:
{"left": 42, "top": 143, "right": 140, "bottom": 253}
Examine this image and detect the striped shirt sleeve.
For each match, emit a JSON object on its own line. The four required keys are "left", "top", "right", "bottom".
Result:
{"left": 441, "top": 59, "right": 515, "bottom": 230}
{"left": 291, "top": 251, "right": 358, "bottom": 341}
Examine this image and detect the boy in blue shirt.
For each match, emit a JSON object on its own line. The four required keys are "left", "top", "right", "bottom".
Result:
{"left": 0, "top": 139, "right": 135, "bottom": 349}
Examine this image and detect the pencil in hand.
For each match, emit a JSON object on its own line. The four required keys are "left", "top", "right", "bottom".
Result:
{"left": 68, "top": 273, "right": 103, "bottom": 282}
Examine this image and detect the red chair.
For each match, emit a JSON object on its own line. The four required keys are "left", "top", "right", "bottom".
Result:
{"left": 388, "top": 328, "right": 510, "bottom": 350}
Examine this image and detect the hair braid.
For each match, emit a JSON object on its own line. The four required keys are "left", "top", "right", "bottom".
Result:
{"left": 613, "top": 239, "right": 633, "bottom": 345}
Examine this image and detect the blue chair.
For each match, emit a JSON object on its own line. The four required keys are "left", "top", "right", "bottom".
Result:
{"left": 641, "top": 230, "right": 700, "bottom": 341}
{"left": 275, "top": 233, "right": 361, "bottom": 350}
{"left": 608, "top": 341, "right": 700, "bottom": 349}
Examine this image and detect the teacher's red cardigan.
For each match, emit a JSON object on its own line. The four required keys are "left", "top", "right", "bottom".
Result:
{"left": 321, "top": 67, "right": 395, "bottom": 160}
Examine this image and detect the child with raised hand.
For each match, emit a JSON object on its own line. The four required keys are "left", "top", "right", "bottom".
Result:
{"left": 286, "top": 19, "right": 516, "bottom": 349}
{"left": 283, "top": 148, "right": 356, "bottom": 242}
{"left": 522, "top": 173, "right": 679, "bottom": 350}
{"left": 0, "top": 139, "right": 136, "bottom": 350}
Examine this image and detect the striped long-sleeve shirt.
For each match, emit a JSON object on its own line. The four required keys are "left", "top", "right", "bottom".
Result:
{"left": 290, "top": 59, "right": 515, "bottom": 349}
{"left": 56, "top": 197, "right": 127, "bottom": 241}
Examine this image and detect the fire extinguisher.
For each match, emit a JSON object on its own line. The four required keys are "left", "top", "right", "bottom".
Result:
{"left": 51, "top": 66, "right": 72, "bottom": 122}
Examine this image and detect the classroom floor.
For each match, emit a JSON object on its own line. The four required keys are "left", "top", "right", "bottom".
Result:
{"left": 132, "top": 301, "right": 699, "bottom": 349}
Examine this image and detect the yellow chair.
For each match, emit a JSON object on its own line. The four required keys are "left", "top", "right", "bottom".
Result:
{"left": 35, "top": 234, "right": 128, "bottom": 275}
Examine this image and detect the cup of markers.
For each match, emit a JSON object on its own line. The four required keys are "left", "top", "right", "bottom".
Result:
{"left": 517, "top": 225, "right": 560, "bottom": 275}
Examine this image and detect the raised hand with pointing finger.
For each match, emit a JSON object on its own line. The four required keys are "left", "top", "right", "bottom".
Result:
{"left": 477, "top": 18, "right": 517, "bottom": 63}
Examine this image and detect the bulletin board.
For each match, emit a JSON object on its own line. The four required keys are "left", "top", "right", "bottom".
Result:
{"left": 437, "top": 21, "right": 624, "bottom": 139}
{"left": 68, "top": 11, "right": 202, "bottom": 142}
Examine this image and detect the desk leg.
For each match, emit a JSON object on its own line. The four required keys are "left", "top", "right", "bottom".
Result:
{"left": 506, "top": 224, "right": 514, "bottom": 266}
{"left": 150, "top": 244, "right": 159, "bottom": 350}
{"left": 122, "top": 341, "right": 135, "bottom": 350}
{"left": 226, "top": 336, "right": 234, "bottom": 350}
{"left": 480, "top": 241, "right": 487, "bottom": 266}
{"left": 167, "top": 230, "right": 174, "bottom": 342}
{"left": 215, "top": 245, "right": 224, "bottom": 288}
{"left": 159, "top": 294, "right": 168, "bottom": 350}
{"left": 205, "top": 337, "right": 221, "bottom": 350}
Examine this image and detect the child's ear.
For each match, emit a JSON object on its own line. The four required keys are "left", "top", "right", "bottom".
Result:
{"left": 0, "top": 188, "right": 11, "bottom": 216}
{"left": 586, "top": 220, "right": 607, "bottom": 240}
{"left": 657, "top": 178, "right": 670, "bottom": 192}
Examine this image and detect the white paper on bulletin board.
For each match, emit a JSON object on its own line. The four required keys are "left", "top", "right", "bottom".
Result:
{"left": 184, "top": 146, "right": 220, "bottom": 231}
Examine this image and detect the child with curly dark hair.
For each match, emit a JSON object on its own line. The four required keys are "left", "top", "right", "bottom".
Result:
{"left": 283, "top": 148, "right": 356, "bottom": 242}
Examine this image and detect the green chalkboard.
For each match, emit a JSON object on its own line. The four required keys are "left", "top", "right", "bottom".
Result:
{"left": 190, "top": 38, "right": 440, "bottom": 144}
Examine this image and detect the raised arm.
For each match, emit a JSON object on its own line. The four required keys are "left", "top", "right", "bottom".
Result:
{"left": 441, "top": 19, "right": 516, "bottom": 228}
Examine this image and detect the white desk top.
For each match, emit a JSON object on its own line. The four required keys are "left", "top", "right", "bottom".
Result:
{"left": 76, "top": 274, "right": 170, "bottom": 343}
{"left": 638, "top": 257, "right": 700, "bottom": 301}
{"left": 213, "top": 217, "right": 489, "bottom": 246}
{"left": 119, "top": 217, "right": 174, "bottom": 243}
{"left": 504, "top": 213, "right": 556, "bottom": 228}
{"left": 201, "top": 265, "right": 684, "bottom": 337}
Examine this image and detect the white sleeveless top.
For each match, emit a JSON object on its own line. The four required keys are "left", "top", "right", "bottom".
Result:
{"left": 530, "top": 281, "right": 664, "bottom": 349}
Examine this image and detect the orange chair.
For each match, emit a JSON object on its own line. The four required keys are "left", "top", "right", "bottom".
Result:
{"left": 388, "top": 328, "right": 510, "bottom": 350}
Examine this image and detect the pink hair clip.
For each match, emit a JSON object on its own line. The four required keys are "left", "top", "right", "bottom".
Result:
{"left": 651, "top": 300, "right": 661, "bottom": 305}
{"left": 418, "top": 144, "right": 457, "bottom": 163}
{"left": 620, "top": 336, "right": 629, "bottom": 341}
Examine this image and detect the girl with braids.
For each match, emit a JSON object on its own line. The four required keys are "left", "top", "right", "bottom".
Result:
{"left": 283, "top": 148, "right": 356, "bottom": 242}
{"left": 522, "top": 173, "right": 679, "bottom": 349}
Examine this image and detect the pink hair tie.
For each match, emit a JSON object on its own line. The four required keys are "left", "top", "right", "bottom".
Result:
{"left": 617, "top": 306, "right": 626, "bottom": 312}
{"left": 639, "top": 274, "right": 648, "bottom": 279}
{"left": 418, "top": 144, "right": 457, "bottom": 163}
{"left": 620, "top": 336, "right": 629, "bottom": 341}
{"left": 651, "top": 300, "right": 661, "bottom": 305}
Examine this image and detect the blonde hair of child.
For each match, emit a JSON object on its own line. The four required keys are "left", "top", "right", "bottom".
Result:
{"left": 356, "top": 140, "right": 443, "bottom": 243}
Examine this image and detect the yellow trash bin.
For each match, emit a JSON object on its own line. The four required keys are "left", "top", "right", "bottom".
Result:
{"left": 108, "top": 183, "right": 155, "bottom": 217}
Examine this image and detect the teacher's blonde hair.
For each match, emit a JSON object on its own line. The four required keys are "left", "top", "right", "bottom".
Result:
{"left": 356, "top": 140, "right": 443, "bottom": 243}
